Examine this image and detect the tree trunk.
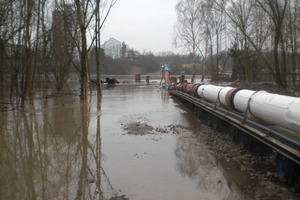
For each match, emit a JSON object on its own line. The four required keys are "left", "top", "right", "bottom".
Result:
{"left": 22, "top": 0, "right": 34, "bottom": 100}
{"left": 273, "top": 30, "right": 284, "bottom": 87}
{"left": 280, "top": 35, "right": 287, "bottom": 87}
{"left": 75, "top": 0, "right": 88, "bottom": 100}
{"left": 95, "top": 0, "right": 102, "bottom": 97}
{"left": 191, "top": 42, "right": 196, "bottom": 83}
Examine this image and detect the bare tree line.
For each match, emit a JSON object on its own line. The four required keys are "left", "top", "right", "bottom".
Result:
{"left": 174, "top": 0, "right": 300, "bottom": 90}
{"left": 0, "top": 0, "right": 116, "bottom": 101}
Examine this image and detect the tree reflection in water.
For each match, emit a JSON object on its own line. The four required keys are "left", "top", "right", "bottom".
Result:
{"left": 0, "top": 95, "right": 115, "bottom": 200}
{"left": 174, "top": 129, "right": 242, "bottom": 200}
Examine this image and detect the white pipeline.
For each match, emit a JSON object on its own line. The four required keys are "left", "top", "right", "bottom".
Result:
{"left": 195, "top": 84, "right": 300, "bottom": 133}
{"left": 201, "top": 85, "right": 224, "bottom": 103}
{"left": 219, "top": 87, "right": 234, "bottom": 108}
{"left": 249, "top": 92, "right": 300, "bottom": 133}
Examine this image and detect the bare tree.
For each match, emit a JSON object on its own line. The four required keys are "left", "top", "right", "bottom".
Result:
{"left": 0, "top": 0, "right": 118, "bottom": 102}
{"left": 225, "top": 0, "right": 264, "bottom": 82}
{"left": 93, "top": 0, "right": 117, "bottom": 98}
{"left": 0, "top": 0, "right": 12, "bottom": 84}
{"left": 255, "top": 0, "right": 288, "bottom": 87}
{"left": 202, "top": 0, "right": 227, "bottom": 80}
{"left": 0, "top": 0, "right": 24, "bottom": 96}
{"left": 22, "top": 0, "right": 35, "bottom": 100}
{"left": 215, "top": 0, "right": 290, "bottom": 87}
{"left": 1, "top": 0, "right": 53, "bottom": 100}
{"left": 56, "top": 0, "right": 116, "bottom": 100}
{"left": 283, "top": 0, "right": 300, "bottom": 88}
{"left": 174, "top": 0, "right": 203, "bottom": 83}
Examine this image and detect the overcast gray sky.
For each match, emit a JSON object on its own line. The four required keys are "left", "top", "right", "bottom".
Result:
{"left": 101, "top": 0, "right": 181, "bottom": 54}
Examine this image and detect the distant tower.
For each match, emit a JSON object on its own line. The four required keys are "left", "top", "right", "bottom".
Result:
{"left": 52, "top": 4, "right": 77, "bottom": 62}
{"left": 102, "top": 38, "right": 121, "bottom": 59}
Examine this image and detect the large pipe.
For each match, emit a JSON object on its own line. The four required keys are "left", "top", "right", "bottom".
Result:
{"left": 201, "top": 85, "right": 225, "bottom": 103}
{"left": 219, "top": 87, "right": 234, "bottom": 108}
{"left": 196, "top": 84, "right": 232, "bottom": 105}
{"left": 171, "top": 83, "right": 300, "bottom": 133}
{"left": 174, "top": 83, "right": 183, "bottom": 91}
{"left": 232, "top": 89, "right": 257, "bottom": 112}
{"left": 249, "top": 92, "right": 300, "bottom": 133}
{"left": 197, "top": 84, "right": 207, "bottom": 98}
{"left": 184, "top": 83, "right": 201, "bottom": 96}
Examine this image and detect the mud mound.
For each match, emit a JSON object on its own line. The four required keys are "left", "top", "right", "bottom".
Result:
{"left": 110, "top": 195, "right": 128, "bottom": 200}
{"left": 123, "top": 122, "right": 154, "bottom": 135}
{"left": 122, "top": 122, "right": 171, "bottom": 135}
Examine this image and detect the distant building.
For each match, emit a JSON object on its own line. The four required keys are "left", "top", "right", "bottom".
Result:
{"left": 102, "top": 38, "right": 121, "bottom": 59}
{"left": 52, "top": 4, "right": 77, "bottom": 61}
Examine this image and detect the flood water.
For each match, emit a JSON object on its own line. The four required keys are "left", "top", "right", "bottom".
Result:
{"left": 0, "top": 80, "right": 244, "bottom": 200}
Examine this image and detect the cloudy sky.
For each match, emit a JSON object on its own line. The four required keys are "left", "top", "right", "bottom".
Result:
{"left": 101, "top": 0, "right": 182, "bottom": 54}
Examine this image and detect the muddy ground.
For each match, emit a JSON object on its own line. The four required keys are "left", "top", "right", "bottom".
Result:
{"left": 192, "top": 124, "right": 299, "bottom": 200}
{"left": 122, "top": 121, "right": 300, "bottom": 200}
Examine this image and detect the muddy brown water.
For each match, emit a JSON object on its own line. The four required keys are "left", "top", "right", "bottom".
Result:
{"left": 0, "top": 82, "right": 244, "bottom": 200}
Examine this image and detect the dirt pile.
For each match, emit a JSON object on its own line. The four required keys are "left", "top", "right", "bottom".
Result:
{"left": 122, "top": 122, "right": 169, "bottom": 135}
{"left": 110, "top": 195, "right": 128, "bottom": 200}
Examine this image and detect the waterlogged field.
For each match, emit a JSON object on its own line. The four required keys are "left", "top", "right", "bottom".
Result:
{"left": 1, "top": 78, "right": 298, "bottom": 200}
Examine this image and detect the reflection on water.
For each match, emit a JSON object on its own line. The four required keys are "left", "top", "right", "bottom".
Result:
{"left": 0, "top": 95, "right": 106, "bottom": 200}
{"left": 0, "top": 83, "right": 243, "bottom": 200}
{"left": 175, "top": 133, "right": 241, "bottom": 200}
{"left": 161, "top": 90, "right": 170, "bottom": 101}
